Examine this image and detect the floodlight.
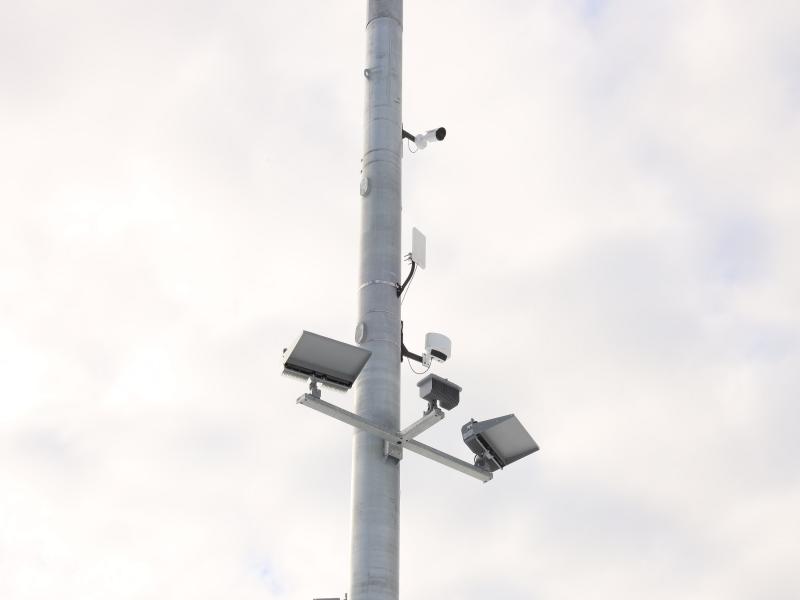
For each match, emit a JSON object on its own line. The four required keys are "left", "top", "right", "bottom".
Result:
{"left": 282, "top": 330, "right": 371, "bottom": 391}
{"left": 417, "top": 374, "right": 461, "bottom": 411}
{"left": 461, "top": 414, "right": 539, "bottom": 472}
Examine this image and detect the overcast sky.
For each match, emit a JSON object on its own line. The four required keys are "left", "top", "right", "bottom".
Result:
{"left": 2, "top": 1, "right": 799, "bottom": 599}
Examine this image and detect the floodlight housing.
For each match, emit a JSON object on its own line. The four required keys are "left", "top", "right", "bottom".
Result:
{"left": 462, "top": 414, "right": 539, "bottom": 472}
{"left": 282, "top": 330, "right": 371, "bottom": 391}
{"left": 417, "top": 374, "right": 461, "bottom": 411}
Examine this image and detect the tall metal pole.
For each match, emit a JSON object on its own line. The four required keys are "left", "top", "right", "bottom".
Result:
{"left": 351, "top": 1, "right": 403, "bottom": 599}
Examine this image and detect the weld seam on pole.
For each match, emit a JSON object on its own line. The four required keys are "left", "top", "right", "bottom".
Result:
{"left": 366, "top": 15, "right": 403, "bottom": 29}
{"left": 359, "top": 280, "right": 397, "bottom": 290}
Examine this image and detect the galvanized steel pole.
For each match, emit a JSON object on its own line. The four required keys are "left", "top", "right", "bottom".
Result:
{"left": 351, "top": 1, "right": 403, "bottom": 599}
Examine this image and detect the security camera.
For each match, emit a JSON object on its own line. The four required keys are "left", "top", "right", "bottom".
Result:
{"left": 414, "top": 127, "right": 446, "bottom": 149}
{"left": 424, "top": 332, "right": 451, "bottom": 364}
{"left": 417, "top": 373, "right": 461, "bottom": 411}
{"left": 402, "top": 127, "right": 446, "bottom": 150}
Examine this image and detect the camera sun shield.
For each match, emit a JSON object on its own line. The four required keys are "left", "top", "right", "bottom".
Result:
{"left": 417, "top": 374, "right": 461, "bottom": 411}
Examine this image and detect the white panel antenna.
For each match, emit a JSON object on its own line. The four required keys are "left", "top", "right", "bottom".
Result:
{"left": 411, "top": 227, "right": 426, "bottom": 269}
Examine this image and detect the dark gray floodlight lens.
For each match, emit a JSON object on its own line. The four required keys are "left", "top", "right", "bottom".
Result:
{"left": 462, "top": 414, "right": 539, "bottom": 472}
{"left": 282, "top": 330, "right": 371, "bottom": 391}
{"left": 417, "top": 374, "right": 461, "bottom": 410}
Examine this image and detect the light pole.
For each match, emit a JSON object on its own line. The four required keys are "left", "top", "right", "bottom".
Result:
{"left": 351, "top": 2, "right": 404, "bottom": 599}
{"left": 281, "top": 2, "right": 540, "bottom": 599}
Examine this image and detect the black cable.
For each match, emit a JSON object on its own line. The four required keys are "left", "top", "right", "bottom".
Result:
{"left": 397, "top": 259, "right": 416, "bottom": 299}
{"left": 400, "top": 265, "right": 416, "bottom": 305}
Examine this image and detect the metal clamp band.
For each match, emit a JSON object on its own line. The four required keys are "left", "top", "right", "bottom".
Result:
{"left": 359, "top": 279, "right": 398, "bottom": 290}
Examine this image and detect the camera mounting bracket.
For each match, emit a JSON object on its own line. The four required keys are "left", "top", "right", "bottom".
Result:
{"left": 400, "top": 320, "right": 426, "bottom": 364}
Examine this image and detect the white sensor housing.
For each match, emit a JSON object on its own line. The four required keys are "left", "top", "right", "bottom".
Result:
{"left": 424, "top": 332, "right": 451, "bottom": 365}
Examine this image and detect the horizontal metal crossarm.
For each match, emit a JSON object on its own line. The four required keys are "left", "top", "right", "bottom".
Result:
{"left": 403, "top": 439, "right": 492, "bottom": 482}
{"left": 297, "top": 394, "right": 398, "bottom": 444}
{"left": 296, "top": 394, "right": 492, "bottom": 482}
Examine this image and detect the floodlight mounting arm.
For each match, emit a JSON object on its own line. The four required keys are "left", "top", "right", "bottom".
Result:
{"left": 401, "top": 128, "right": 415, "bottom": 142}
{"left": 296, "top": 394, "right": 492, "bottom": 482}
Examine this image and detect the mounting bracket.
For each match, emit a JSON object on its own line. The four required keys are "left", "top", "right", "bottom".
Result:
{"left": 296, "top": 394, "right": 492, "bottom": 482}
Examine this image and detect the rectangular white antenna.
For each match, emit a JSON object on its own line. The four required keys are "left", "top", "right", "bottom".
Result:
{"left": 411, "top": 227, "right": 426, "bottom": 269}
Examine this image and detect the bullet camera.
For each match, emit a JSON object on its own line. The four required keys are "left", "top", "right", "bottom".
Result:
{"left": 402, "top": 127, "right": 446, "bottom": 150}
{"left": 414, "top": 127, "right": 446, "bottom": 149}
